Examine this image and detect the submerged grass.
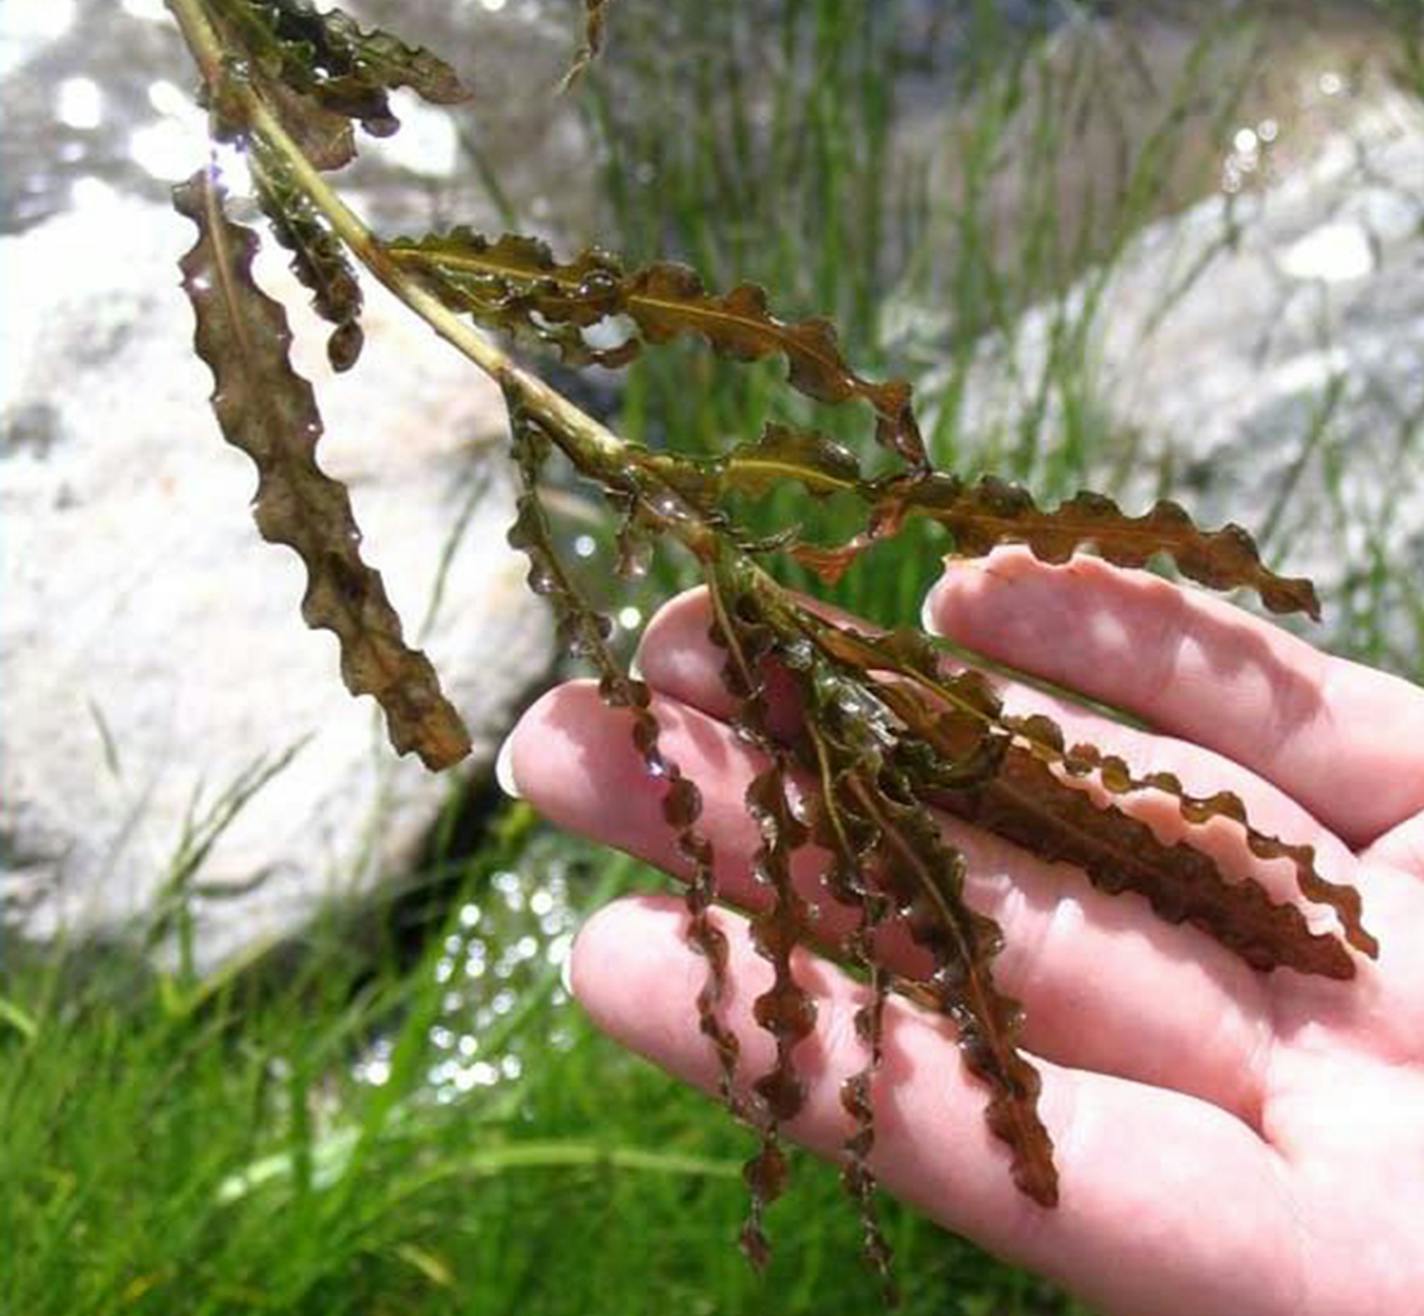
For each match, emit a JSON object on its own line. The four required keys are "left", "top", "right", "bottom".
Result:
{"left": 6, "top": 1, "right": 1420, "bottom": 1312}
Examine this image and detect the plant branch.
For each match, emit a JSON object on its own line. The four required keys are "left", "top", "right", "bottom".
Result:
{"left": 164, "top": 0, "right": 1148, "bottom": 728}
{"left": 166, "top": 0, "right": 629, "bottom": 484}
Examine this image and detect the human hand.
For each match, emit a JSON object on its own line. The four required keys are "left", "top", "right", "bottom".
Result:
{"left": 501, "top": 547, "right": 1424, "bottom": 1315}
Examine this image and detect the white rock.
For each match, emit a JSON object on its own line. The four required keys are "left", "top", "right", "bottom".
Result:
{"left": 0, "top": 187, "right": 553, "bottom": 970}
{"left": 915, "top": 87, "right": 1424, "bottom": 662}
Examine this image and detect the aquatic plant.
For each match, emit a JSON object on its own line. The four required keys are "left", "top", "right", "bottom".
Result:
{"left": 165, "top": 0, "right": 1377, "bottom": 1294}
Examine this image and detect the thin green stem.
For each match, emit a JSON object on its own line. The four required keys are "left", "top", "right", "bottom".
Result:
{"left": 165, "top": 0, "right": 627, "bottom": 479}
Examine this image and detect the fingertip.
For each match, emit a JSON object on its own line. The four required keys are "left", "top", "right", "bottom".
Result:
{"left": 567, "top": 896, "right": 629, "bottom": 1014}
{"left": 568, "top": 894, "right": 708, "bottom": 1062}
{"left": 495, "top": 727, "right": 521, "bottom": 798}
{"left": 922, "top": 551, "right": 1004, "bottom": 646}
{"left": 921, "top": 548, "right": 1197, "bottom": 708}
{"left": 506, "top": 679, "right": 614, "bottom": 825}
{"left": 632, "top": 585, "right": 715, "bottom": 704}
{"left": 924, "top": 547, "right": 1070, "bottom": 644}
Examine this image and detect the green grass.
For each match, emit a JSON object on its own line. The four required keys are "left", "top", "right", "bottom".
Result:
{"left": 0, "top": 825, "right": 1089, "bottom": 1316}
{"left": 572, "top": 0, "right": 1424, "bottom": 678}
{"left": 571, "top": 0, "right": 1255, "bottom": 625}
{"left": 6, "top": 1, "right": 1421, "bottom": 1314}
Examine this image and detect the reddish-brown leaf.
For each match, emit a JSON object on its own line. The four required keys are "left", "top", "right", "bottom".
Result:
{"left": 174, "top": 169, "right": 470, "bottom": 771}
{"left": 795, "top": 473, "right": 1320, "bottom": 619}
{"left": 387, "top": 232, "right": 926, "bottom": 469}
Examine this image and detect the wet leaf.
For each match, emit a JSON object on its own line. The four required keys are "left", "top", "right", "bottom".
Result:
{"left": 387, "top": 232, "right": 926, "bottom": 468}
{"left": 253, "top": 143, "right": 364, "bottom": 369}
{"left": 934, "top": 748, "right": 1356, "bottom": 979}
{"left": 803, "top": 717, "right": 896, "bottom": 1290}
{"left": 620, "top": 266, "right": 918, "bottom": 467}
{"left": 642, "top": 422, "right": 865, "bottom": 506}
{"left": 869, "top": 773, "right": 1058, "bottom": 1206}
{"left": 502, "top": 388, "right": 743, "bottom": 1112}
{"left": 712, "top": 577, "right": 1057, "bottom": 1215}
{"left": 738, "top": 761, "right": 815, "bottom": 1266}
{"left": 259, "top": 79, "right": 358, "bottom": 171}
{"left": 810, "top": 618, "right": 1370, "bottom": 973}
{"left": 212, "top": 0, "right": 470, "bottom": 145}
{"left": 793, "top": 644, "right": 1057, "bottom": 1208}
{"left": 796, "top": 473, "right": 1321, "bottom": 619}
{"left": 174, "top": 169, "right": 470, "bottom": 770}
{"left": 705, "top": 570, "right": 816, "bottom": 1270}
{"left": 1008, "top": 718, "right": 1376, "bottom": 959}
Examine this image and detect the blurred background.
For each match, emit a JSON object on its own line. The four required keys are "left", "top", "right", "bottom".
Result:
{"left": 2, "top": 1, "right": 1422, "bottom": 1312}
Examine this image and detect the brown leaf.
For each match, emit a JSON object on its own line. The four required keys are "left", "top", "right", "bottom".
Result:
{"left": 705, "top": 565, "right": 819, "bottom": 1270}
{"left": 387, "top": 232, "right": 926, "bottom": 469}
{"left": 796, "top": 473, "right": 1321, "bottom": 619}
{"left": 174, "top": 169, "right": 470, "bottom": 771}
{"left": 639, "top": 422, "right": 864, "bottom": 508}
{"left": 782, "top": 630, "right": 1058, "bottom": 1209}
{"left": 222, "top": 0, "right": 470, "bottom": 140}
{"left": 1007, "top": 713, "right": 1376, "bottom": 960}
{"left": 261, "top": 79, "right": 358, "bottom": 171}
{"left": 253, "top": 144, "right": 364, "bottom": 370}
{"left": 502, "top": 387, "right": 744, "bottom": 1116}
{"left": 808, "top": 619, "right": 1368, "bottom": 974}
{"left": 933, "top": 748, "right": 1356, "bottom": 979}
{"left": 914, "top": 477, "right": 1320, "bottom": 619}
{"left": 623, "top": 265, "right": 918, "bottom": 459}
{"left": 848, "top": 769, "right": 1058, "bottom": 1207}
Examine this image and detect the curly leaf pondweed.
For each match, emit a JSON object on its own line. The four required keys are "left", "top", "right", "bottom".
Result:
{"left": 166, "top": 0, "right": 1377, "bottom": 1297}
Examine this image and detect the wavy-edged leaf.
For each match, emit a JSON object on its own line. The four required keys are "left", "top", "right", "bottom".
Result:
{"left": 862, "top": 769, "right": 1058, "bottom": 1207}
{"left": 620, "top": 265, "right": 919, "bottom": 467}
{"left": 703, "top": 566, "right": 818, "bottom": 1270}
{"left": 794, "top": 473, "right": 1320, "bottom": 620}
{"left": 174, "top": 169, "right": 470, "bottom": 771}
{"left": 807, "top": 619, "right": 1369, "bottom": 974}
{"left": 387, "top": 231, "right": 926, "bottom": 469}
{"left": 733, "top": 604, "right": 1057, "bottom": 1209}
{"left": 501, "top": 387, "right": 743, "bottom": 1112}
{"left": 791, "top": 643, "right": 1057, "bottom": 1207}
{"left": 802, "top": 715, "right": 896, "bottom": 1291}
{"left": 738, "top": 760, "right": 815, "bottom": 1268}
{"left": 212, "top": 0, "right": 470, "bottom": 146}
{"left": 253, "top": 144, "right": 364, "bottom": 370}
{"left": 848, "top": 659, "right": 1358, "bottom": 975}
{"left": 642, "top": 422, "right": 864, "bottom": 507}
{"left": 199, "top": 36, "right": 355, "bottom": 170}
{"left": 633, "top": 436, "right": 1316, "bottom": 622}
{"left": 1007, "top": 715, "right": 1376, "bottom": 960}
{"left": 388, "top": 231, "right": 635, "bottom": 366}
{"left": 935, "top": 748, "right": 1355, "bottom": 979}
{"left": 311, "top": 7, "right": 470, "bottom": 105}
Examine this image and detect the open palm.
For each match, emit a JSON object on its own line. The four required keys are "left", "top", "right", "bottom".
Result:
{"left": 504, "top": 547, "right": 1424, "bottom": 1316}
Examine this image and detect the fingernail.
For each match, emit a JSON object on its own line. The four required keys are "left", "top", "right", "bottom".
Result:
{"left": 495, "top": 730, "right": 522, "bottom": 799}
{"left": 628, "top": 649, "right": 644, "bottom": 681}
{"left": 920, "top": 587, "right": 942, "bottom": 636}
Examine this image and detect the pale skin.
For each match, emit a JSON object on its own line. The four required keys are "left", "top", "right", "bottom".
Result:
{"left": 503, "top": 546, "right": 1424, "bottom": 1316}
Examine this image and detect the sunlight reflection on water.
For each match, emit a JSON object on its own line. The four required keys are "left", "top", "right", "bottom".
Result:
{"left": 349, "top": 846, "right": 583, "bottom": 1103}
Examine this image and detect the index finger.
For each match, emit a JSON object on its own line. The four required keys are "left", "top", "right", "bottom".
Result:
{"left": 924, "top": 548, "right": 1424, "bottom": 849}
